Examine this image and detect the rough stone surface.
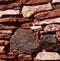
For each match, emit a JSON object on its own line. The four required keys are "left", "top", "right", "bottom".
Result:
{"left": 0, "top": 2, "right": 21, "bottom": 10}
{"left": 10, "top": 28, "right": 40, "bottom": 55}
{"left": 0, "top": 34, "right": 11, "bottom": 39}
{"left": 56, "top": 31, "right": 60, "bottom": 42}
{"left": 0, "top": 40, "right": 9, "bottom": 46}
{"left": 20, "top": 0, "right": 51, "bottom": 5}
{"left": 0, "top": 10, "right": 20, "bottom": 17}
{"left": 0, "top": 17, "right": 32, "bottom": 22}
{"left": 32, "top": 17, "right": 60, "bottom": 26}
{"left": 0, "top": 24, "right": 16, "bottom": 29}
{"left": 43, "top": 24, "right": 60, "bottom": 32}
{"left": 36, "top": 51, "right": 60, "bottom": 60}
{"left": 34, "top": 9, "right": 60, "bottom": 20}
{"left": 40, "top": 34, "right": 57, "bottom": 51}
{"left": 22, "top": 3, "right": 52, "bottom": 17}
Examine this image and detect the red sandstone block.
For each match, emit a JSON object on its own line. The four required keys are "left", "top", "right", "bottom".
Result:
{"left": 0, "top": 34, "right": 11, "bottom": 39}
{"left": 0, "top": 54, "right": 8, "bottom": 59}
{"left": 18, "top": 54, "right": 32, "bottom": 61}
{"left": 34, "top": 9, "right": 60, "bottom": 20}
{"left": 0, "top": 17, "right": 32, "bottom": 22}
{"left": 20, "top": 0, "right": 51, "bottom": 5}
{"left": 0, "top": 40, "right": 9, "bottom": 46}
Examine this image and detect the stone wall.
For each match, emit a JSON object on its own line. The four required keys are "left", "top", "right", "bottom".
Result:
{"left": 0, "top": 0, "right": 60, "bottom": 61}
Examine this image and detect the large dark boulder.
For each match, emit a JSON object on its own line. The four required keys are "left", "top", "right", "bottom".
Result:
{"left": 10, "top": 28, "right": 40, "bottom": 55}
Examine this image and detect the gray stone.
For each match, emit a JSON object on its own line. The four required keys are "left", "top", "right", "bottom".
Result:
{"left": 10, "top": 28, "right": 40, "bottom": 55}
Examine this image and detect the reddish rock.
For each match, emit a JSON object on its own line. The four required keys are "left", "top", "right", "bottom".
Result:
{"left": 20, "top": 0, "right": 51, "bottom": 5}
{"left": 43, "top": 24, "right": 60, "bottom": 32}
{"left": 0, "top": 2, "right": 21, "bottom": 10}
{"left": 18, "top": 54, "right": 32, "bottom": 61}
{"left": 0, "top": 54, "right": 8, "bottom": 59}
{"left": 34, "top": 9, "right": 60, "bottom": 20}
{"left": 32, "top": 17, "right": 60, "bottom": 26}
{"left": 0, "top": 17, "right": 32, "bottom": 22}
{"left": 8, "top": 51, "right": 15, "bottom": 59}
{"left": 21, "top": 23, "right": 30, "bottom": 29}
{"left": 0, "top": 34, "right": 11, "bottom": 39}
{"left": 56, "top": 31, "right": 60, "bottom": 42}
{"left": 0, "top": 24, "right": 17, "bottom": 29}
{"left": 0, "top": 40, "right": 9, "bottom": 46}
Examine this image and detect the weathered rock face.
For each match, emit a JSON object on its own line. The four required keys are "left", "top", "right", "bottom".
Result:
{"left": 34, "top": 9, "right": 60, "bottom": 20}
{"left": 10, "top": 28, "right": 40, "bottom": 55}
{"left": 0, "top": 17, "right": 32, "bottom": 22}
{"left": 0, "top": 0, "right": 60, "bottom": 61}
{"left": 32, "top": 17, "right": 60, "bottom": 26}
{"left": 36, "top": 51, "right": 60, "bottom": 60}
{"left": 20, "top": 0, "right": 51, "bottom": 5}
{"left": 40, "top": 34, "right": 57, "bottom": 51}
{"left": 0, "top": 2, "right": 21, "bottom": 10}
{"left": 43, "top": 24, "right": 60, "bottom": 32}
{"left": 39, "top": 34, "right": 60, "bottom": 52}
{"left": 0, "top": 10, "right": 20, "bottom": 17}
{"left": 22, "top": 3, "right": 52, "bottom": 17}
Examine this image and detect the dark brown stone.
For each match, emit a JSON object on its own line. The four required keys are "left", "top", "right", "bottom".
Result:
{"left": 40, "top": 34, "right": 57, "bottom": 51}
{"left": 10, "top": 28, "right": 40, "bottom": 55}
{"left": 34, "top": 9, "right": 60, "bottom": 20}
{"left": 0, "top": 30, "right": 12, "bottom": 34}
